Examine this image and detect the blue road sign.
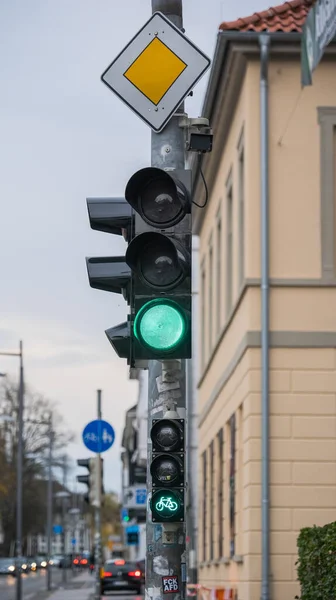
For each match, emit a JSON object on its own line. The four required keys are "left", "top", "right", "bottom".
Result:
{"left": 53, "top": 525, "right": 63, "bottom": 535}
{"left": 72, "top": 538, "right": 76, "bottom": 546}
{"left": 126, "top": 525, "right": 139, "bottom": 546}
{"left": 82, "top": 419, "right": 115, "bottom": 453}
{"left": 135, "top": 488, "right": 147, "bottom": 505}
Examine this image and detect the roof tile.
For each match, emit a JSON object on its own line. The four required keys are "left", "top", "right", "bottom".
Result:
{"left": 219, "top": 0, "right": 315, "bottom": 33}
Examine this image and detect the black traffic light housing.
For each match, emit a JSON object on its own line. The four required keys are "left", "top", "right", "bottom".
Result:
{"left": 125, "top": 168, "right": 192, "bottom": 363}
{"left": 86, "top": 197, "right": 134, "bottom": 364}
{"left": 77, "top": 457, "right": 104, "bottom": 506}
{"left": 150, "top": 418, "right": 185, "bottom": 523}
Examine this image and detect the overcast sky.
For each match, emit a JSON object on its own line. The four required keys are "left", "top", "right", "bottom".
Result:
{"left": 0, "top": 0, "right": 267, "bottom": 495}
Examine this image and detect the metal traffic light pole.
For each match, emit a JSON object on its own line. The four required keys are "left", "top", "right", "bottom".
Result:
{"left": 94, "top": 389, "right": 102, "bottom": 600}
{"left": 146, "top": 3, "right": 187, "bottom": 600}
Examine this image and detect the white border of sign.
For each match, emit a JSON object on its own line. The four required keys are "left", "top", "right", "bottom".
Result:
{"left": 101, "top": 12, "right": 211, "bottom": 132}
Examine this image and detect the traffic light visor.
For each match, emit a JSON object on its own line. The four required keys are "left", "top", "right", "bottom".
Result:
{"left": 125, "top": 167, "right": 189, "bottom": 228}
{"left": 133, "top": 299, "right": 187, "bottom": 353}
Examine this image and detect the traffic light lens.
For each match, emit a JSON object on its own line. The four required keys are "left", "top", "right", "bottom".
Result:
{"left": 141, "top": 178, "right": 183, "bottom": 227}
{"left": 134, "top": 300, "right": 186, "bottom": 352}
{"left": 151, "top": 490, "right": 181, "bottom": 518}
{"left": 152, "top": 422, "right": 181, "bottom": 451}
{"left": 151, "top": 455, "right": 181, "bottom": 485}
{"left": 141, "top": 242, "right": 182, "bottom": 289}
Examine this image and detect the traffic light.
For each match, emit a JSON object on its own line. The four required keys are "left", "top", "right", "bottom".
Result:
{"left": 125, "top": 167, "right": 192, "bottom": 361}
{"left": 77, "top": 457, "right": 104, "bottom": 507}
{"left": 150, "top": 416, "right": 185, "bottom": 523}
{"left": 86, "top": 197, "right": 133, "bottom": 361}
{"left": 86, "top": 168, "right": 192, "bottom": 366}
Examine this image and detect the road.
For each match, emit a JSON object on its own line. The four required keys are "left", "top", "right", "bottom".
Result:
{"left": 0, "top": 568, "right": 79, "bottom": 600}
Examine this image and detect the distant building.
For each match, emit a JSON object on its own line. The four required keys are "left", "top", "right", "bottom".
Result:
{"left": 193, "top": 1, "right": 336, "bottom": 599}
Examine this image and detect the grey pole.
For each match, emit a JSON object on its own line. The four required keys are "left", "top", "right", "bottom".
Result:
{"left": 146, "top": 5, "right": 187, "bottom": 600}
{"left": 46, "top": 414, "right": 53, "bottom": 591}
{"left": 62, "top": 456, "right": 67, "bottom": 585}
{"left": 259, "top": 33, "right": 270, "bottom": 600}
{"left": 94, "top": 389, "right": 102, "bottom": 600}
{"left": 16, "top": 340, "right": 24, "bottom": 600}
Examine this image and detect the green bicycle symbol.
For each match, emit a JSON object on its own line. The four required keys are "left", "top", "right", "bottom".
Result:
{"left": 155, "top": 496, "right": 178, "bottom": 512}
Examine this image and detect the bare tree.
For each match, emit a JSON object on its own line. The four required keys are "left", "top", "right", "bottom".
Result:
{"left": 0, "top": 378, "right": 74, "bottom": 555}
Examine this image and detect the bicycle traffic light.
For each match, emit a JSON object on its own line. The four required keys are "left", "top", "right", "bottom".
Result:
{"left": 125, "top": 167, "right": 192, "bottom": 361}
{"left": 86, "top": 197, "right": 133, "bottom": 361}
{"left": 150, "top": 417, "right": 185, "bottom": 523}
{"left": 77, "top": 457, "right": 104, "bottom": 507}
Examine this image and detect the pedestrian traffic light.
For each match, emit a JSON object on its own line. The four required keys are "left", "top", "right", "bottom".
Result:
{"left": 77, "top": 457, "right": 104, "bottom": 507}
{"left": 150, "top": 417, "right": 185, "bottom": 523}
{"left": 86, "top": 197, "right": 133, "bottom": 361}
{"left": 125, "top": 167, "right": 192, "bottom": 361}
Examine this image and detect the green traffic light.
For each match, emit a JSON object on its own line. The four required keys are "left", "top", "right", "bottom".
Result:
{"left": 151, "top": 490, "right": 182, "bottom": 519}
{"left": 134, "top": 299, "right": 186, "bottom": 353}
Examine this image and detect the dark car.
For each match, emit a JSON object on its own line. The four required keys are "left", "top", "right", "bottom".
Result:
{"left": 101, "top": 559, "right": 144, "bottom": 595}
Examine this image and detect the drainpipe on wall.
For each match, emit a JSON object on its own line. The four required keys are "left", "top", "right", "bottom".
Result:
{"left": 259, "top": 33, "right": 270, "bottom": 600}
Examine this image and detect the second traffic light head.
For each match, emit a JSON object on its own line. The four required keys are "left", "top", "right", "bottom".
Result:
{"left": 125, "top": 167, "right": 191, "bottom": 229}
{"left": 126, "top": 232, "right": 190, "bottom": 292}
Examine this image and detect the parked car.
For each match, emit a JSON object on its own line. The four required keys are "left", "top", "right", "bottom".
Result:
{"left": 100, "top": 559, "right": 144, "bottom": 595}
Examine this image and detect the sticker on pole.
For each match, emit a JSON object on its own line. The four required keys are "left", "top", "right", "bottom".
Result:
{"left": 101, "top": 11, "right": 211, "bottom": 132}
{"left": 82, "top": 419, "right": 115, "bottom": 453}
{"left": 162, "top": 575, "right": 179, "bottom": 594}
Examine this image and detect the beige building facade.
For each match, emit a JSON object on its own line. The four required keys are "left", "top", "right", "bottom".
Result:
{"left": 192, "top": 2, "right": 336, "bottom": 599}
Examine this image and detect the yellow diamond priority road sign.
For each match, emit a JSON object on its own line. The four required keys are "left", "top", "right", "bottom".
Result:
{"left": 101, "top": 12, "right": 211, "bottom": 133}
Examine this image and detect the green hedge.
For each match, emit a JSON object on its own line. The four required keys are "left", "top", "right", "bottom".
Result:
{"left": 295, "top": 521, "right": 336, "bottom": 600}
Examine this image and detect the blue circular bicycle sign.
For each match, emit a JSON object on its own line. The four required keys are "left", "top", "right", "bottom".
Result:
{"left": 82, "top": 419, "right": 115, "bottom": 453}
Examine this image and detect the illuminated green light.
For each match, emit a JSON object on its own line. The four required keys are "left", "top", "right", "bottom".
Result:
{"left": 152, "top": 490, "right": 181, "bottom": 517}
{"left": 123, "top": 516, "right": 130, "bottom": 522}
{"left": 134, "top": 299, "right": 186, "bottom": 353}
{"left": 155, "top": 496, "right": 179, "bottom": 512}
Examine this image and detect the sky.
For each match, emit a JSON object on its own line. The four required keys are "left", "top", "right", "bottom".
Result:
{"left": 0, "top": 0, "right": 267, "bottom": 495}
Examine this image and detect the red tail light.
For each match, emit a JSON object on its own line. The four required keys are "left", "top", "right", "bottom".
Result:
{"left": 80, "top": 559, "right": 88, "bottom": 565}
{"left": 115, "top": 559, "right": 125, "bottom": 565}
{"left": 103, "top": 571, "right": 112, "bottom": 577}
{"left": 128, "top": 570, "right": 141, "bottom": 577}
{"left": 73, "top": 559, "right": 79, "bottom": 565}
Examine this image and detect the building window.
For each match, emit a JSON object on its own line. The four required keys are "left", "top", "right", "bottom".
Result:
{"left": 229, "top": 413, "right": 236, "bottom": 558}
{"left": 226, "top": 173, "right": 233, "bottom": 316}
{"left": 201, "top": 261, "right": 206, "bottom": 368}
{"left": 217, "top": 428, "right": 224, "bottom": 559}
{"left": 216, "top": 210, "right": 222, "bottom": 332}
{"left": 318, "top": 107, "right": 336, "bottom": 280}
{"left": 202, "top": 450, "right": 207, "bottom": 562}
{"left": 238, "top": 130, "right": 245, "bottom": 286}
{"left": 209, "top": 239, "right": 213, "bottom": 352}
{"left": 209, "top": 441, "right": 215, "bottom": 561}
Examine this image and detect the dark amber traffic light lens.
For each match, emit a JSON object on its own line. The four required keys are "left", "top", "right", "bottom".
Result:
{"left": 150, "top": 455, "right": 182, "bottom": 486}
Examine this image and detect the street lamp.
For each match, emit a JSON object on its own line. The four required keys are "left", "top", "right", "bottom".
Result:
{"left": 0, "top": 341, "right": 24, "bottom": 600}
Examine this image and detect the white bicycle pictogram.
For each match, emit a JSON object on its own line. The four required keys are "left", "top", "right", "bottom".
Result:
{"left": 156, "top": 496, "right": 178, "bottom": 512}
